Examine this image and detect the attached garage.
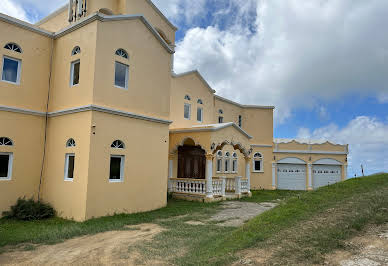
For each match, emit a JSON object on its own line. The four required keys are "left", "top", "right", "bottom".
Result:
{"left": 277, "top": 158, "right": 306, "bottom": 190}
{"left": 313, "top": 159, "right": 342, "bottom": 189}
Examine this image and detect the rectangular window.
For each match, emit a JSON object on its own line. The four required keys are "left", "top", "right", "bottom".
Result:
{"left": 238, "top": 115, "right": 242, "bottom": 128}
{"left": 232, "top": 160, "right": 237, "bottom": 172}
{"left": 197, "top": 107, "right": 203, "bottom": 122}
{"left": 218, "top": 116, "right": 224, "bottom": 123}
{"left": 2, "top": 57, "right": 21, "bottom": 84}
{"left": 184, "top": 103, "right": 191, "bottom": 119}
{"left": 70, "top": 60, "right": 80, "bottom": 86}
{"left": 254, "top": 160, "right": 262, "bottom": 172}
{"left": 225, "top": 159, "right": 229, "bottom": 173}
{"left": 64, "top": 154, "right": 75, "bottom": 181}
{"left": 0, "top": 153, "right": 12, "bottom": 180}
{"left": 217, "top": 159, "right": 222, "bottom": 172}
{"left": 110, "top": 155, "right": 124, "bottom": 182}
{"left": 114, "top": 61, "right": 129, "bottom": 89}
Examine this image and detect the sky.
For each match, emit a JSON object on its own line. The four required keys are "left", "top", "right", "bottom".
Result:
{"left": 1, "top": 0, "right": 387, "bottom": 176}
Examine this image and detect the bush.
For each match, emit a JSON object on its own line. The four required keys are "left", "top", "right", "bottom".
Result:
{"left": 2, "top": 198, "right": 55, "bottom": 221}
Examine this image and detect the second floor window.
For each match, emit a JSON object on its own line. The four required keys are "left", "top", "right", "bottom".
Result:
{"left": 197, "top": 107, "right": 203, "bottom": 122}
{"left": 2, "top": 57, "right": 21, "bottom": 84}
{"left": 70, "top": 60, "right": 80, "bottom": 86}
{"left": 115, "top": 62, "right": 129, "bottom": 89}
{"left": 218, "top": 116, "right": 223, "bottom": 123}
{"left": 238, "top": 115, "right": 242, "bottom": 127}
{"left": 184, "top": 103, "right": 191, "bottom": 119}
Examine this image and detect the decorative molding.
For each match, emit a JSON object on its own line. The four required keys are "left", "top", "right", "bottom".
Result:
{"left": 273, "top": 149, "right": 348, "bottom": 155}
{"left": 251, "top": 144, "right": 273, "bottom": 148}
{"left": 313, "top": 158, "right": 343, "bottom": 165}
{"left": 214, "top": 95, "right": 275, "bottom": 110}
{"left": 144, "top": 0, "right": 178, "bottom": 31}
{"left": 277, "top": 157, "right": 306, "bottom": 164}
{"left": 0, "top": 105, "right": 46, "bottom": 117}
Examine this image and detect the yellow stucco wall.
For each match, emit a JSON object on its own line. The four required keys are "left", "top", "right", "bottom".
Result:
{"left": 244, "top": 108, "right": 274, "bottom": 145}
{"left": 48, "top": 21, "right": 97, "bottom": 112}
{"left": 0, "top": 21, "right": 52, "bottom": 112}
{"left": 85, "top": 111, "right": 169, "bottom": 219}
{"left": 170, "top": 73, "right": 215, "bottom": 128}
{"left": 93, "top": 20, "right": 171, "bottom": 120}
{"left": 214, "top": 97, "right": 243, "bottom": 127}
{"left": 0, "top": 112, "right": 45, "bottom": 216}
{"left": 41, "top": 112, "right": 92, "bottom": 221}
{"left": 37, "top": 8, "right": 68, "bottom": 32}
{"left": 251, "top": 147, "right": 273, "bottom": 190}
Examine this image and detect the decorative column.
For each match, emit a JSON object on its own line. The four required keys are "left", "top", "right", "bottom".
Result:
{"left": 235, "top": 176, "right": 242, "bottom": 197}
{"left": 245, "top": 157, "right": 251, "bottom": 191}
{"left": 205, "top": 154, "right": 214, "bottom": 198}
{"left": 307, "top": 163, "right": 313, "bottom": 190}
{"left": 168, "top": 154, "right": 175, "bottom": 192}
{"left": 344, "top": 164, "right": 348, "bottom": 180}
{"left": 221, "top": 177, "right": 226, "bottom": 198}
{"left": 272, "top": 162, "right": 277, "bottom": 190}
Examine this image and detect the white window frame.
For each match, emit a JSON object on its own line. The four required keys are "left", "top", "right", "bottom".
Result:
{"left": 70, "top": 60, "right": 80, "bottom": 87}
{"left": 197, "top": 107, "right": 203, "bottom": 123}
{"left": 109, "top": 155, "right": 125, "bottom": 183}
{"left": 218, "top": 116, "right": 224, "bottom": 123}
{"left": 232, "top": 153, "right": 238, "bottom": 173}
{"left": 224, "top": 153, "right": 231, "bottom": 173}
{"left": 64, "top": 153, "right": 75, "bottom": 181}
{"left": 114, "top": 61, "right": 129, "bottom": 90}
{"left": 253, "top": 152, "right": 264, "bottom": 173}
{"left": 2, "top": 56, "right": 22, "bottom": 85}
{"left": 216, "top": 151, "right": 223, "bottom": 173}
{"left": 184, "top": 103, "right": 191, "bottom": 120}
{"left": 0, "top": 152, "right": 13, "bottom": 181}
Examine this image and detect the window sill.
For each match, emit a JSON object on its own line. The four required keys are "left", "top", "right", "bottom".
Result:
{"left": 0, "top": 178, "right": 11, "bottom": 181}
{"left": 1, "top": 79, "right": 20, "bottom": 85}
{"left": 70, "top": 84, "right": 79, "bottom": 88}
{"left": 253, "top": 171, "right": 264, "bottom": 173}
{"left": 114, "top": 85, "right": 128, "bottom": 90}
{"left": 64, "top": 178, "right": 74, "bottom": 182}
{"left": 109, "top": 179, "right": 124, "bottom": 183}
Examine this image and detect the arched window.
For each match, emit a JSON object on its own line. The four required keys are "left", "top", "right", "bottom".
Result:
{"left": 224, "top": 152, "right": 230, "bottom": 173}
{"left": 197, "top": 99, "right": 203, "bottom": 104}
{"left": 71, "top": 46, "right": 81, "bottom": 56}
{"left": 115, "top": 49, "right": 128, "bottom": 59}
{"left": 253, "top": 152, "right": 263, "bottom": 172}
{"left": 4, "top": 43, "right": 22, "bottom": 53}
{"left": 184, "top": 95, "right": 191, "bottom": 101}
{"left": 232, "top": 152, "right": 238, "bottom": 173}
{"left": 216, "top": 151, "right": 223, "bottom": 173}
{"left": 111, "top": 140, "right": 125, "bottom": 149}
{"left": 0, "top": 137, "right": 13, "bottom": 146}
{"left": 66, "top": 138, "right": 76, "bottom": 147}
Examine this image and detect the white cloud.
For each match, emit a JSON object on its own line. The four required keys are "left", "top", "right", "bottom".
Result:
{"left": 297, "top": 116, "right": 388, "bottom": 177}
{"left": 173, "top": 0, "right": 388, "bottom": 123}
{"left": 0, "top": 0, "right": 28, "bottom": 21}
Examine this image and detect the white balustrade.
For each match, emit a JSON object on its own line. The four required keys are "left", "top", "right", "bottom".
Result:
{"left": 212, "top": 178, "right": 223, "bottom": 196}
{"left": 169, "top": 178, "right": 206, "bottom": 195}
{"left": 241, "top": 178, "right": 249, "bottom": 193}
{"left": 225, "top": 177, "right": 235, "bottom": 192}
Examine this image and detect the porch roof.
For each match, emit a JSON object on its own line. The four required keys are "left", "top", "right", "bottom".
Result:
{"left": 170, "top": 122, "right": 252, "bottom": 139}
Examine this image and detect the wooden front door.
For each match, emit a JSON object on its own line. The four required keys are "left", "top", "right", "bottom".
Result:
{"left": 178, "top": 145, "right": 206, "bottom": 179}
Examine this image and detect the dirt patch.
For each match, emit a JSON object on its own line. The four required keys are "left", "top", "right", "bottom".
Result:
{"left": 326, "top": 224, "right": 388, "bottom": 266}
{"left": 208, "top": 201, "right": 278, "bottom": 227}
{"left": 0, "top": 223, "right": 165, "bottom": 266}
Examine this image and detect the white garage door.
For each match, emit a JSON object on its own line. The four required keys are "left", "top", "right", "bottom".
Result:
{"left": 277, "top": 164, "right": 306, "bottom": 190}
{"left": 313, "top": 165, "right": 341, "bottom": 189}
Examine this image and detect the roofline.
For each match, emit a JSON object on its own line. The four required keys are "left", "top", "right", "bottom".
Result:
{"left": 0, "top": 12, "right": 174, "bottom": 54}
{"left": 274, "top": 138, "right": 348, "bottom": 146}
{"left": 170, "top": 122, "right": 253, "bottom": 139}
{"left": 0, "top": 13, "right": 53, "bottom": 37}
{"left": 172, "top": 70, "right": 216, "bottom": 94}
{"left": 35, "top": 4, "right": 68, "bottom": 26}
{"left": 145, "top": 0, "right": 178, "bottom": 31}
{"left": 34, "top": 1, "right": 178, "bottom": 31}
{"left": 215, "top": 95, "right": 275, "bottom": 110}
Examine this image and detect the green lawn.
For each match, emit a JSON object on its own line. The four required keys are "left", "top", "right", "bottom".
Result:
{"left": 1, "top": 173, "right": 387, "bottom": 265}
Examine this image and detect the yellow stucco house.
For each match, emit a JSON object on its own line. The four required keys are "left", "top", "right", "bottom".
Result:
{"left": 0, "top": 0, "right": 348, "bottom": 221}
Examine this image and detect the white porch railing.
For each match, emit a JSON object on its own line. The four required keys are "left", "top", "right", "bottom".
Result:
{"left": 168, "top": 176, "right": 250, "bottom": 198}
{"left": 169, "top": 178, "right": 206, "bottom": 195}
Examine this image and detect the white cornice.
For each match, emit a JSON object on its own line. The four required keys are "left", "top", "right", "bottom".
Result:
{"left": 170, "top": 122, "right": 253, "bottom": 139}
{"left": 251, "top": 144, "right": 273, "bottom": 148}
{"left": 144, "top": 0, "right": 178, "bottom": 31}
{"left": 214, "top": 95, "right": 275, "bottom": 110}
{"left": 0, "top": 104, "right": 172, "bottom": 125}
{"left": 273, "top": 149, "right": 348, "bottom": 155}
{"left": 0, "top": 13, "right": 53, "bottom": 37}
{"left": 0, "top": 105, "right": 46, "bottom": 116}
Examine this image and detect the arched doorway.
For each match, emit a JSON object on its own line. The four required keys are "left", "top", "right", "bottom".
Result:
{"left": 178, "top": 145, "right": 206, "bottom": 179}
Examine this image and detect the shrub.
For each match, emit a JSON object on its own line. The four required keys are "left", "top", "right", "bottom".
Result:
{"left": 2, "top": 198, "right": 55, "bottom": 221}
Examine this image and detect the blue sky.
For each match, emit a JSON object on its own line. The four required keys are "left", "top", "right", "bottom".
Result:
{"left": 1, "top": 0, "right": 387, "bottom": 176}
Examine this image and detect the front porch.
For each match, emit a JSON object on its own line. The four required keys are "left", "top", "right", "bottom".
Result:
{"left": 168, "top": 123, "right": 253, "bottom": 202}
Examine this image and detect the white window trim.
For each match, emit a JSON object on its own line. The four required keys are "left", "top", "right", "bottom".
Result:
{"left": 253, "top": 153, "right": 264, "bottom": 173}
{"left": 114, "top": 61, "right": 129, "bottom": 90}
{"left": 184, "top": 103, "right": 191, "bottom": 120}
{"left": 224, "top": 158, "right": 231, "bottom": 173}
{"left": 70, "top": 60, "right": 80, "bottom": 87}
{"left": 0, "top": 152, "right": 13, "bottom": 181}
{"left": 2, "top": 56, "right": 22, "bottom": 85}
{"left": 197, "top": 107, "right": 203, "bottom": 123}
{"left": 64, "top": 153, "right": 75, "bottom": 182}
{"left": 232, "top": 159, "right": 238, "bottom": 173}
{"left": 109, "top": 155, "right": 125, "bottom": 183}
